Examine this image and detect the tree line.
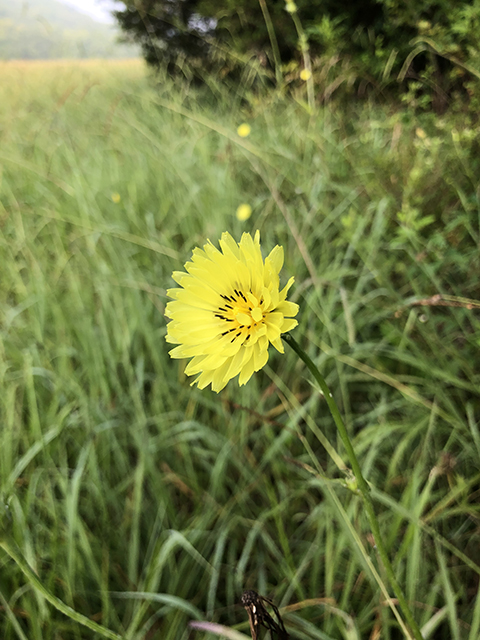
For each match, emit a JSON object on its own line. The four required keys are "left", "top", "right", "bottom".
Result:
{"left": 113, "top": 0, "right": 480, "bottom": 108}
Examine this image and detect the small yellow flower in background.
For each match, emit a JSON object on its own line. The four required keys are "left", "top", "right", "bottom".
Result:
{"left": 415, "top": 127, "right": 427, "bottom": 140}
{"left": 285, "top": 1, "right": 297, "bottom": 13}
{"left": 300, "top": 69, "right": 312, "bottom": 81}
{"left": 418, "top": 20, "right": 431, "bottom": 31}
{"left": 236, "top": 203, "right": 252, "bottom": 221}
{"left": 165, "top": 231, "right": 299, "bottom": 392}
{"left": 111, "top": 192, "right": 121, "bottom": 204}
{"left": 237, "top": 123, "right": 251, "bottom": 138}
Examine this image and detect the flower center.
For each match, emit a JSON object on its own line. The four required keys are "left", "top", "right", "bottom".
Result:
{"left": 215, "top": 289, "right": 265, "bottom": 341}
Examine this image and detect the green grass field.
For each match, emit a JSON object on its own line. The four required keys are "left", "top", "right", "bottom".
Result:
{"left": 1, "top": 59, "right": 480, "bottom": 640}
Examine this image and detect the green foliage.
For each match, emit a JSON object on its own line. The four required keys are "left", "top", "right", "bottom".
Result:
{"left": 0, "top": 60, "right": 480, "bottom": 639}
{"left": 113, "top": 0, "right": 480, "bottom": 108}
{"left": 0, "top": 0, "right": 138, "bottom": 60}
{"left": 112, "top": 0, "right": 212, "bottom": 67}
{"left": 375, "top": 0, "right": 480, "bottom": 111}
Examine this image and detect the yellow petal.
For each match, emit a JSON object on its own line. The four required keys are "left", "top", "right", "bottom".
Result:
{"left": 276, "top": 300, "right": 299, "bottom": 318}
{"left": 266, "top": 245, "right": 283, "bottom": 274}
{"left": 281, "top": 318, "right": 298, "bottom": 332}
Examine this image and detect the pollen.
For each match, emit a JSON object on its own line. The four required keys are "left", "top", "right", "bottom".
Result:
{"left": 216, "top": 288, "right": 265, "bottom": 333}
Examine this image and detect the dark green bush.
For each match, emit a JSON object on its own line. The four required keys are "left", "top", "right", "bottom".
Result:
{"left": 114, "top": 0, "right": 480, "bottom": 108}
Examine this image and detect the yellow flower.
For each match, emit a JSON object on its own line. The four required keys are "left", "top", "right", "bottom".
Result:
{"left": 237, "top": 123, "right": 251, "bottom": 138}
{"left": 165, "top": 231, "right": 299, "bottom": 392}
{"left": 415, "top": 127, "right": 427, "bottom": 140}
{"left": 236, "top": 203, "right": 252, "bottom": 221}
{"left": 285, "top": 1, "right": 297, "bottom": 13}
{"left": 300, "top": 69, "right": 312, "bottom": 81}
{"left": 418, "top": 20, "right": 431, "bottom": 31}
{"left": 111, "top": 192, "right": 121, "bottom": 203}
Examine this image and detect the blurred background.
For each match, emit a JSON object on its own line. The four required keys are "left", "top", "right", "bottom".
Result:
{"left": 0, "top": 0, "right": 138, "bottom": 59}
{"left": 1, "top": 2, "right": 480, "bottom": 640}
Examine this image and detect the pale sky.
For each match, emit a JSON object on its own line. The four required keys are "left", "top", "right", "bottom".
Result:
{"left": 56, "top": 0, "right": 123, "bottom": 24}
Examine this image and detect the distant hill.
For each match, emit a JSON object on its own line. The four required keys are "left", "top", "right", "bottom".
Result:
{"left": 0, "top": 0, "right": 139, "bottom": 59}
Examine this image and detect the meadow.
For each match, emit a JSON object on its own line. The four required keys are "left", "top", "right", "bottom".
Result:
{"left": 0, "top": 58, "right": 479, "bottom": 640}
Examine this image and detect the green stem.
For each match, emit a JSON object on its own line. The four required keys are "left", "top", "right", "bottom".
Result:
{"left": 283, "top": 333, "right": 423, "bottom": 640}
{"left": 289, "top": 11, "right": 314, "bottom": 111}
{"left": 0, "top": 538, "right": 123, "bottom": 640}
{"left": 258, "top": 0, "right": 283, "bottom": 88}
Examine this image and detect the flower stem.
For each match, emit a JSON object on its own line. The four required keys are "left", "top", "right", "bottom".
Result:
{"left": 289, "top": 12, "right": 314, "bottom": 111}
{"left": 283, "top": 333, "right": 423, "bottom": 640}
{"left": 0, "top": 537, "right": 123, "bottom": 640}
{"left": 258, "top": 0, "right": 283, "bottom": 89}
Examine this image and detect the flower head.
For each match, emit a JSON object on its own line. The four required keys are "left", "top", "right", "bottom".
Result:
{"left": 236, "top": 203, "right": 252, "bottom": 221}
{"left": 237, "top": 123, "right": 251, "bottom": 138}
{"left": 300, "top": 69, "right": 312, "bottom": 81}
{"left": 415, "top": 127, "right": 427, "bottom": 140}
{"left": 111, "top": 192, "right": 121, "bottom": 203}
{"left": 165, "top": 231, "right": 299, "bottom": 392}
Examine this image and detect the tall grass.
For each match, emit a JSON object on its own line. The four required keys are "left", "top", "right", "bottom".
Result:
{"left": 0, "top": 59, "right": 479, "bottom": 640}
